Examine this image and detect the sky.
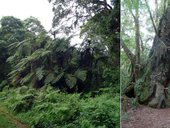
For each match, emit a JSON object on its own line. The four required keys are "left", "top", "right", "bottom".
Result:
{"left": 0, "top": 0, "right": 114, "bottom": 44}
{"left": 0, "top": 0, "right": 53, "bottom": 31}
{"left": 0, "top": 0, "right": 83, "bottom": 44}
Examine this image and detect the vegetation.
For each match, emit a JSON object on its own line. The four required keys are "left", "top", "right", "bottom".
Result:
{"left": 0, "top": 0, "right": 120, "bottom": 127}
{"left": 121, "top": 0, "right": 170, "bottom": 110}
{"left": 0, "top": 114, "right": 17, "bottom": 128}
{"left": 0, "top": 86, "right": 120, "bottom": 128}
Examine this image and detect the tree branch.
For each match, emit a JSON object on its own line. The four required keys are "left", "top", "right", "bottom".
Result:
{"left": 120, "top": 38, "right": 136, "bottom": 64}
{"left": 145, "top": 0, "right": 158, "bottom": 35}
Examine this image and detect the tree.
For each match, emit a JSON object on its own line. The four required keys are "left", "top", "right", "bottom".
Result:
{"left": 140, "top": 2, "right": 170, "bottom": 108}
{"left": 121, "top": 0, "right": 144, "bottom": 98}
{"left": 0, "top": 16, "right": 26, "bottom": 83}
{"left": 48, "top": 0, "right": 120, "bottom": 66}
{"left": 24, "top": 16, "right": 46, "bottom": 35}
{"left": 1, "top": 16, "right": 110, "bottom": 93}
{"left": 122, "top": 0, "right": 170, "bottom": 108}
{"left": 48, "top": 0, "right": 115, "bottom": 34}
{"left": 48, "top": 0, "right": 120, "bottom": 91}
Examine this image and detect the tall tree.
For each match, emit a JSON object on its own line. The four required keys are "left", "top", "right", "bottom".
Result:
{"left": 48, "top": 0, "right": 114, "bottom": 34}
{"left": 121, "top": 0, "right": 143, "bottom": 97}
{"left": 122, "top": 0, "right": 170, "bottom": 108}
{"left": 0, "top": 16, "right": 26, "bottom": 82}
{"left": 48, "top": 0, "right": 120, "bottom": 67}
{"left": 142, "top": 1, "right": 170, "bottom": 108}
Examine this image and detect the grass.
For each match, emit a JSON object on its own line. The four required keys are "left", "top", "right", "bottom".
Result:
{"left": 0, "top": 106, "right": 29, "bottom": 128}
{"left": 0, "top": 109, "right": 17, "bottom": 128}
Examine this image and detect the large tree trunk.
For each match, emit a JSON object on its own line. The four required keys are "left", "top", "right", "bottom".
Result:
{"left": 136, "top": 7, "right": 170, "bottom": 108}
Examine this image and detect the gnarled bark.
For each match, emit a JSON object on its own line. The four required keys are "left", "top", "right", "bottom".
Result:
{"left": 136, "top": 7, "right": 170, "bottom": 108}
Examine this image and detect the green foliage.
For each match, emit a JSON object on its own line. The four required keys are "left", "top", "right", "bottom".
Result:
{"left": 49, "top": 0, "right": 115, "bottom": 34}
{"left": 0, "top": 80, "right": 8, "bottom": 91}
{"left": 0, "top": 16, "right": 26, "bottom": 83}
{"left": 134, "top": 68, "right": 151, "bottom": 102}
{"left": 4, "top": 21, "right": 109, "bottom": 92}
{"left": 24, "top": 16, "right": 46, "bottom": 34}
{"left": 131, "top": 98, "right": 139, "bottom": 108}
{"left": 80, "top": 2, "right": 120, "bottom": 63}
{"left": 121, "top": 0, "right": 154, "bottom": 97}
{"left": 0, "top": 0, "right": 119, "bottom": 127}
{"left": 0, "top": 86, "right": 120, "bottom": 128}
{"left": 103, "top": 67, "right": 119, "bottom": 92}
{"left": 0, "top": 1, "right": 119, "bottom": 93}
{"left": 74, "top": 70, "right": 87, "bottom": 81}
{"left": 0, "top": 114, "right": 17, "bottom": 128}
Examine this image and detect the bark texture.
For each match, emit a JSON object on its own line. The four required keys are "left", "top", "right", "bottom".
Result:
{"left": 136, "top": 7, "right": 170, "bottom": 108}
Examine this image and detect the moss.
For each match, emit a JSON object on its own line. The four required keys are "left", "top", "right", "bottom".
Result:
{"left": 135, "top": 70, "right": 151, "bottom": 103}
{"left": 139, "top": 85, "right": 150, "bottom": 102}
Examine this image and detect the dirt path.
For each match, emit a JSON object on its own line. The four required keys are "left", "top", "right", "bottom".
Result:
{"left": 0, "top": 107, "right": 30, "bottom": 128}
{"left": 122, "top": 105, "right": 170, "bottom": 128}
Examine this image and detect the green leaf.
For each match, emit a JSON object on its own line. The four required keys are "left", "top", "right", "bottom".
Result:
{"left": 20, "top": 72, "right": 34, "bottom": 85}
{"left": 45, "top": 73, "right": 55, "bottom": 85}
{"left": 74, "top": 70, "right": 87, "bottom": 81}
{"left": 125, "top": 0, "right": 132, "bottom": 10}
{"left": 65, "top": 74, "right": 77, "bottom": 88}
{"left": 133, "top": 0, "right": 139, "bottom": 11}
{"left": 36, "top": 67, "right": 44, "bottom": 80}
{"left": 52, "top": 72, "right": 64, "bottom": 84}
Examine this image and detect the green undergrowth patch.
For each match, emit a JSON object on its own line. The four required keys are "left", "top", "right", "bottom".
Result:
{"left": 0, "top": 107, "right": 17, "bottom": 128}
{"left": 0, "top": 86, "right": 120, "bottom": 128}
{"left": 0, "top": 115, "right": 17, "bottom": 128}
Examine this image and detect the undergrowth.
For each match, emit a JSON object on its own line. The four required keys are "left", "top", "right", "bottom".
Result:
{"left": 0, "top": 86, "right": 120, "bottom": 128}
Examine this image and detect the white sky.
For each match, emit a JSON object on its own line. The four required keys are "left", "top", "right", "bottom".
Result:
{"left": 0, "top": 0, "right": 113, "bottom": 44}
{"left": 0, "top": 0, "right": 83, "bottom": 44}
{"left": 0, "top": 0, "right": 53, "bottom": 31}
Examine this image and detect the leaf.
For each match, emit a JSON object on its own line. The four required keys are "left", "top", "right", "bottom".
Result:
{"left": 53, "top": 66, "right": 59, "bottom": 73}
{"left": 6, "top": 55, "right": 16, "bottom": 62}
{"left": 125, "top": 0, "right": 132, "bottom": 10}
{"left": 74, "top": 70, "right": 87, "bottom": 81}
{"left": 45, "top": 73, "right": 55, "bottom": 85}
{"left": 65, "top": 74, "right": 77, "bottom": 88}
{"left": 36, "top": 67, "right": 44, "bottom": 80}
{"left": 52, "top": 72, "right": 64, "bottom": 84}
{"left": 20, "top": 72, "right": 34, "bottom": 85}
{"left": 133, "top": 0, "right": 139, "bottom": 11}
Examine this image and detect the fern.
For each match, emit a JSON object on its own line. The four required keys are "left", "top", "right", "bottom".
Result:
{"left": 65, "top": 74, "right": 77, "bottom": 88}
{"left": 45, "top": 73, "right": 55, "bottom": 85}
{"left": 52, "top": 72, "right": 64, "bottom": 84}
{"left": 36, "top": 67, "right": 44, "bottom": 80}
{"left": 20, "top": 72, "right": 34, "bottom": 85}
{"left": 74, "top": 69, "right": 87, "bottom": 81}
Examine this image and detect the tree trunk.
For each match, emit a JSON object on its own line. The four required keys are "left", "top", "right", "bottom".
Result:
{"left": 136, "top": 7, "right": 170, "bottom": 108}
{"left": 121, "top": 1, "right": 141, "bottom": 98}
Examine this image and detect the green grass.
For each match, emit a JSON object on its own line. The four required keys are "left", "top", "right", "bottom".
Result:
{"left": 0, "top": 111, "right": 17, "bottom": 128}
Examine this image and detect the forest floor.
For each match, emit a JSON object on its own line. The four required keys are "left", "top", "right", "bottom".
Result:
{"left": 122, "top": 105, "right": 170, "bottom": 128}
{"left": 0, "top": 106, "right": 29, "bottom": 128}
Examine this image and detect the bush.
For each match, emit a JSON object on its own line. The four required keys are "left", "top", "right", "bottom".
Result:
{"left": 0, "top": 80, "right": 8, "bottom": 91}
{"left": 0, "top": 86, "right": 120, "bottom": 128}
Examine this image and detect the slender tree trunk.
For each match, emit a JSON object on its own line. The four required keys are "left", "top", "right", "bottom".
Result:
{"left": 155, "top": 0, "right": 158, "bottom": 25}
{"left": 121, "top": 0, "right": 143, "bottom": 98}
{"left": 134, "top": 1, "right": 141, "bottom": 81}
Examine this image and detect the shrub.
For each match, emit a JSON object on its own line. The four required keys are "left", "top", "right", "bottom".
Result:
{"left": 0, "top": 86, "right": 120, "bottom": 128}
